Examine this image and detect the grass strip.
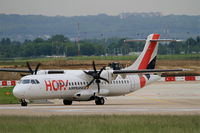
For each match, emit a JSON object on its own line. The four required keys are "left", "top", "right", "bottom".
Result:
{"left": 0, "top": 54, "right": 200, "bottom": 66}
{"left": 0, "top": 115, "right": 200, "bottom": 133}
{"left": 0, "top": 87, "right": 19, "bottom": 104}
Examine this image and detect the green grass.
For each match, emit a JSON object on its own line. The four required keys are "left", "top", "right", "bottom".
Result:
{"left": 68, "top": 54, "right": 200, "bottom": 60}
{"left": 0, "top": 54, "right": 200, "bottom": 66}
{"left": 0, "top": 115, "right": 200, "bottom": 133}
{"left": 0, "top": 87, "right": 19, "bottom": 104}
{"left": 158, "top": 54, "right": 200, "bottom": 60}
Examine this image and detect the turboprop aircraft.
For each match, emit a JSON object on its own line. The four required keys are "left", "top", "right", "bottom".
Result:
{"left": 0, "top": 33, "right": 187, "bottom": 106}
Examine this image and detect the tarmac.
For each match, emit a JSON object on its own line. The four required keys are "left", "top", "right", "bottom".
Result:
{"left": 0, "top": 81, "right": 200, "bottom": 116}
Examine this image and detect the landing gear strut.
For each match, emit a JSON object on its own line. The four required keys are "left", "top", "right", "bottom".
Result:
{"left": 21, "top": 99, "right": 27, "bottom": 106}
{"left": 95, "top": 97, "right": 105, "bottom": 105}
{"left": 63, "top": 100, "right": 72, "bottom": 105}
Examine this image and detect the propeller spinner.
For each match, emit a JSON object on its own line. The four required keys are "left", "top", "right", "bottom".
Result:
{"left": 84, "top": 61, "right": 109, "bottom": 94}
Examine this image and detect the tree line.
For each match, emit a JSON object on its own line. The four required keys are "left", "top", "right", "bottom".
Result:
{"left": 1, "top": 14, "right": 200, "bottom": 40}
{"left": 0, "top": 35, "right": 200, "bottom": 58}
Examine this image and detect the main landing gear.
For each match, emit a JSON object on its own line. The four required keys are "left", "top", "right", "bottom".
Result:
{"left": 62, "top": 97, "right": 105, "bottom": 105}
{"left": 21, "top": 99, "right": 28, "bottom": 106}
{"left": 63, "top": 99, "right": 72, "bottom": 105}
{"left": 95, "top": 97, "right": 105, "bottom": 105}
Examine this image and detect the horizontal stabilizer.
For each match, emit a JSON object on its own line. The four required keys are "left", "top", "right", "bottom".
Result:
{"left": 113, "top": 69, "right": 191, "bottom": 74}
{"left": 124, "top": 39, "right": 183, "bottom": 43}
{"left": 150, "top": 39, "right": 183, "bottom": 42}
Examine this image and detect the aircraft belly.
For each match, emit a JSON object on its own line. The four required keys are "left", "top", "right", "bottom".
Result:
{"left": 106, "top": 84, "right": 130, "bottom": 96}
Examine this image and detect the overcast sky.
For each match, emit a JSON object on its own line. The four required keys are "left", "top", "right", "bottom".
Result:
{"left": 0, "top": 0, "right": 199, "bottom": 16}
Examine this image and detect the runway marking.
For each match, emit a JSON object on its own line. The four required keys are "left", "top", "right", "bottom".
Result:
{"left": 136, "top": 96, "right": 175, "bottom": 104}
{"left": 50, "top": 108, "right": 200, "bottom": 113}
{"left": 1, "top": 106, "right": 200, "bottom": 113}
{"left": 0, "top": 106, "right": 98, "bottom": 110}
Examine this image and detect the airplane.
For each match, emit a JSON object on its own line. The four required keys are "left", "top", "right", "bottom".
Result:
{"left": 0, "top": 33, "right": 187, "bottom": 106}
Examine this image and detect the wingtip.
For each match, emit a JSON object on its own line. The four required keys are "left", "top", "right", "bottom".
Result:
{"left": 182, "top": 69, "right": 193, "bottom": 71}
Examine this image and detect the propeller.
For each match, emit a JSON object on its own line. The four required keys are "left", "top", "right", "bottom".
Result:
{"left": 26, "top": 62, "right": 41, "bottom": 75}
{"left": 84, "top": 61, "right": 109, "bottom": 94}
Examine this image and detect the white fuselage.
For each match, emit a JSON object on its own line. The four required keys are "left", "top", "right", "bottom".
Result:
{"left": 13, "top": 70, "right": 160, "bottom": 101}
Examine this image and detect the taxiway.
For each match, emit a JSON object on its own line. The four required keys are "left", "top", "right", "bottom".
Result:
{"left": 0, "top": 81, "right": 199, "bottom": 115}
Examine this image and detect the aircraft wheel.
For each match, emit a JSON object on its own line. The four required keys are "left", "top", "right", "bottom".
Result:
{"left": 63, "top": 100, "right": 72, "bottom": 105}
{"left": 95, "top": 97, "right": 105, "bottom": 105}
{"left": 21, "top": 99, "right": 28, "bottom": 106}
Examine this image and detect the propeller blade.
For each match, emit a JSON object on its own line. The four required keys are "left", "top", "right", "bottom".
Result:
{"left": 84, "top": 70, "right": 89, "bottom": 75}
{"left": 95, "top": 79, "right": 101, "bottom": 94}
{"left": 86, "top": 79, "right": 95, "bottom": 88}
{"left": 99, "top": 77, "right": 109, "bottom": 83}
{"left": 84, "top": 61, "right": 109, "bottom": 94}
{"left": 26, "top": 62, "right": 33, "bottom": 74}
{"left": 83, "top": 70, "right": 93, "bottom": 76}
{"left": 98, "top": 66, "right": 105, "bottom": 75}
{"left": 34, "top": 63, "right": 41, "bottom": 75}
{"left": 92, "top": 61, "right": 97, "bottom": 73}
{"left": 97, "top": 82, "right": 100, "bottom": 93}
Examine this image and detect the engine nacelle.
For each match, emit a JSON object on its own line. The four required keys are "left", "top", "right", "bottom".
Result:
{"left": 101, "top": 69, "right": 122, "bottom": 82}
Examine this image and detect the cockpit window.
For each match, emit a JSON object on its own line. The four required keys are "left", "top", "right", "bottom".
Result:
{"left": 19, "top": 79, "right": 40, "bottom": 84}
{"left": 31, "top": 80, "right": 36, "bottom": 84}
{"left": 18, "top": 80, "right": 22, "bottom": 84}
{"left": 35, "top": 80, "right": 40, "bottom": 84}
{"left": 22, "top": 79, "right": 30, "bottom": 84}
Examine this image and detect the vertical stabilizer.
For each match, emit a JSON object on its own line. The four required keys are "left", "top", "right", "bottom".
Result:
{"left": 126, "top": 34, "right": 160, "bottom": 70}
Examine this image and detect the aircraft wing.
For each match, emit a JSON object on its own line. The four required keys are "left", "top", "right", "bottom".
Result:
{"left": 0, "top": 62, "right": 40, "bottom": 74}
{"left": 0, "top": 68, "right": 31, "bottom": 73}
{"left": 112, "top": 69, "right": 190, "bottom": 74}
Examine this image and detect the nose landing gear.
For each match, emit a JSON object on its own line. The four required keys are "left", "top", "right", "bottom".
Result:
{"left": 63, "top": 99, "right": 72, "bottom": 105}
{"left": 21, "top": 99, "right": 28, "bottom": 106}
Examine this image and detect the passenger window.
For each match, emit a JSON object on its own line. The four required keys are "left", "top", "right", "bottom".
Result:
{"left": 69, "top": 82, "right": 71, "bottom": 86}
{"left": 31, "top": 80, "right": 36, "bottom": 84}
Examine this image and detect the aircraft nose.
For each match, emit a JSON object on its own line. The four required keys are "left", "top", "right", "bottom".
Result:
{"left": 13, "top": 86, "right": 24, "bottom": 98}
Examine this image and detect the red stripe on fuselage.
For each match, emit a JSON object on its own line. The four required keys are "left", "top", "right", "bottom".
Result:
{"left": 138, "top": 34, "right": 160, "bottom": 70}
{"left": 140, "top": 76, "right": 146, "bottom": 88}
